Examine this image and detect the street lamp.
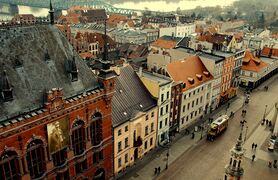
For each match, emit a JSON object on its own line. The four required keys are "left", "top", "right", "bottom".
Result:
{"left": 166, "top": 143, "right": 169, "bottom": 169}
{"left": 263, "top": 105, "right": 268, "bottom": 120}
{"left": 244, "top": 125, "right": 248, "bottom": 143}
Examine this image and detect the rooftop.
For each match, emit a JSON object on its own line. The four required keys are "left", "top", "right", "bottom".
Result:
{"left": 0, "top": 25, "right": 99, "bottom": 122}
{"left": 112, "top": 65, "right": 156, "bottom": 127}
{"left": 139, "top": 71, "right": 172, "bottom": 86}
{"left": 166, "top": 55, "right": 214, "bottom": 91}
{"left": 241, "top": 50, "right": 268, "bottom": 72}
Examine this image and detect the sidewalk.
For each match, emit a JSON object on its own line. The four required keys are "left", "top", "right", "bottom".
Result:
{"left": 118, "top": 94, "right": 245, "bottom": 180}
{"left": 243, "top": 104, "right": 278, "bottom": 162}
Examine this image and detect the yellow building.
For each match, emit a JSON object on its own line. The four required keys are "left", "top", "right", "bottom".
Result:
{"left": 112, "top": 65, "right": 158, "bottom": 175}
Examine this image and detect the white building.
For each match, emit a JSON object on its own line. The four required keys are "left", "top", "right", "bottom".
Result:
{"left": 138, "top": 70, "right": 172, "bottom": 145}
{"left": 159, "top": 23, "right": 196, "bottom": 38}
{"left": 166, "top": 56, "right": 214, "bottom": 130}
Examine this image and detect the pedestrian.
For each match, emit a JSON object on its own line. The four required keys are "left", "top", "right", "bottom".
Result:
{"left": 269, "top": 161, "right": 272, "bottom": 168}
{"left": 191, "top": 132, "right": 195, "bottom": 139}
{"left": 274, "top": 160, "right": 277, "bottom": 169}
{"left": 269, "top": 121, "right": 272, "bottom": 127}
{"left": 252, "top": 143, "right": 255, "bottom": 150}
{"left": 154, "top": 167, "right": 157, "bottom": 175}
{"left": 252, "top": 154, "right": 256, "bottom": 161}
{"left": 158, "top": 166, "right": 161, "bottom": 174}
{"left": 254, "top": 144, "right": 257, "bottom": 150}
{"left": 266, "top": 119, "right": 269, "bottom": 125}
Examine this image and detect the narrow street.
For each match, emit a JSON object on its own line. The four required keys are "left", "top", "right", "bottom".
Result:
{"left": 158, "top": 76, "right": 278, "bottom": 180}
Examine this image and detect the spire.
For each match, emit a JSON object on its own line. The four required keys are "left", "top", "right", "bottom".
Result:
{"left": 103, "top": 19, "right": 108, "bottom": 61}
{"left": 235, "top": 123, "right": 244, "bottom": 151}
{"left": 49, "top": 0, "right": 54, "bottom": 25}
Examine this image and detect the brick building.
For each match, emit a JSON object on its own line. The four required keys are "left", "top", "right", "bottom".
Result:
{"left": 0, "top": 25, "right": 115, "bottom": 180}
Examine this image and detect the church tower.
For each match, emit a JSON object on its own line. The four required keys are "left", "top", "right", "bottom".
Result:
{"left": 224, "top": 124, "right": 245, "bottom": 180}
{"left": 49, "top": 0, "right": 54, "bottom": 25}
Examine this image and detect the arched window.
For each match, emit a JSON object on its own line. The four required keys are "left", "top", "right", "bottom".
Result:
{"left": 26, "top": 139, "right": 46, "bottom": 179}
{"left": 0, "top": 151, "right": 20, "bottom": 180}
{"left": 91, "top": 113, "right": 103, "bottom": 146}
{"left": 71, "top": 120, "right": 86, "bottom": 155}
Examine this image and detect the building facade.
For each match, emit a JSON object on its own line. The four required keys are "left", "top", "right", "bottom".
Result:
{"left": 138, "top": 70, "right": 172, "bottom": 145}
{"left": 112, "top": 65, "right": 157, "bottom": 175}
{"left": 0, "top": 26, "right": 115, "bottom": 180}
{"left": 166, "top": 56, "right": 214, "bottom": 131}
{"left": 159, "top": 23, "right": 196, "bottom": 38}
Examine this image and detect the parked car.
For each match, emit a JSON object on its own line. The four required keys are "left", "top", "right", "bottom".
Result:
{"left": 268, "top": 139, "right": 278, "bottom": 151}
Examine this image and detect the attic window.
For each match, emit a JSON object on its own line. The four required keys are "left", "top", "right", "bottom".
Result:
{"left": 182, "top": 83, "right": 186, "bottom": 88}
{"left": 203, "top": 71, "right": 210, "bottom": 77}
{"left": 188, "top": 77, "right": 195, "bottom": 84}
{"left": 139, "top": 104, "right": 143, "bottom": 108}
{"left": 123, "top": 112, "right": 127, "bottom": 116}
{"left": 196, "top": 74, "right": 203, "bottom": 81}
{"left": 119, "top": 89, "right": 123, "bottom": 93}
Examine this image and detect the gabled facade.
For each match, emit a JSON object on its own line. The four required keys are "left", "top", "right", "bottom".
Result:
{"left": 166, "top": 56, "right": 214, "bottom": 131}
{"left": 138, "top": 70, "right": 172, "bottom": 145}
{"left": 112, "top": 65, "right": 157, "bottom": 175}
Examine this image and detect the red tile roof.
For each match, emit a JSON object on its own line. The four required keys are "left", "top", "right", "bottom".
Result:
{"left": 151, "top": 39, "right": 177, "bottom": 49}
{"left": 107, "top": 14, "right": 128, "bottom": 27}
{"left": 166, "top": 56, "right": 213, "bottom": 91}
{"left": 261, "top": 47, "right": 278, "bottom": 57}
{"left": 241, "top": 50, "right": 268, "bottom": 72}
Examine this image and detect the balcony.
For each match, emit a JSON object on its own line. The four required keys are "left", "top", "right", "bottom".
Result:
{"left": 133, "top": 136, "right": 143, "bottom": 147}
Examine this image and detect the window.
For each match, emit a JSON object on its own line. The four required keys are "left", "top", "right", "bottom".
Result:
{"left": 93, "top": 151, "right": 103, "bottom": 164}
{"left": 189, "top": 93, "right": 191, "bottom": 97}
{"left": 184, "top": 94, "right": 186, "bottom": 100}
{"left": 182, "top": 117, "right": 184, "bottom": 124}
{"left": 160, "top": 121, "right": 162, "bottom": 129}
{"left": 250, "top": 72, "right": 253, "bottom": 77}
{"left": 146, "top": 115, "right": 149, "bottom": 121}
{"left": 151, "top": 123, "right": 154, "bottom": 132}
{"left": 26, "top": 139, "right": 46, "bottom": 179}
{"left": 145, "top": 141, "right": 148, "bottom": 149}
{"left": 183, "top": 105, "right": 185, "bottom": 112}
{"left": 201, "top": 87, "right": 204, "bottom": 91}
{"left": 187, "top": 103, "right": 190, "bottom": 110}
{"left": 166, "top": 91, "right": 169, "bottom": 99}
{"left": 118, "top": 141, "right": 122, "bottom": 153}
{"left": 200, "top": 96, "right": 203, "bottom": 103}
{"left": 52, "top": 148, "right": 67, "bottom": 167}
{"left": 118, "top": 158, "right": 122, "bottom": 168}
{"left": 186, "top": 116, "right": 189, "bottom": 121}
{"left": 125, "top": 137, "right": 128, "bottom": 148}
{"left": 145, "top": 126, "right": 149, "bottom": 136}
{"left": 56, "top": 170, "right": 70, "bottom": 180}
{"left": 192, "top": 100, "right": 194, "bottom": 108}
{"left": 166, "top": 105, "right": 169, "bottom": 113}
{"left": 151, "top": 111, "right": 154, "bottom": 117}
{"left": 193, "top": 90, "right": 195, "bottom": 95}
{"left": 165, "top": 118, "right": 168, "bottom": 126}
{"left": 196, "top": 98, "right": 199, "bottom": 105}
{"left": 195, "top": 111, "right": 197, "bottom": 116}
{"left": 160, "top": 107, "right": 163, "bottom": 116}
{"left": 0, "top": 151, "right": 20, "bottom": 180}
{"left": 91, "top": 113, "right": 102, "bottom": 146}
{"left": 125, "top": 125, "right": 128, "bottom": 132}
{"left": 75, "top": 159, "right": 87, "bottom": 175}
{"left": 197, "top": 89, "right": 200, "bottom": 93}
{"left": 125, "top": 154, "right": 128, "bottom": 163}
{"left": 72, "top": 120, "right": 85, "bottom": 155}
{"left": 161, "top": 94, "right": 164, "bottom": 102}
{"left": 190, "top": 113, "right": 193, "bottom": 119}
{"left": 118, "top": 129, "right": 122, "bottom": 136}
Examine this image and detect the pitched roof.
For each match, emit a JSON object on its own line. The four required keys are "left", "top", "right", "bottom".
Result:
{"left": 261, "top": 47, "right": 278, "bottom": 57}
{"left": 0, "top": 26, "right": 99, "bottom": 122}
{"left": 241, "top": 50, "right": 268, "bottom": 72}
{"left": 107, "top": 14, "right": 128, "bottom": 27}
{"left": 166, "top": 56, "right": 213, "bottom": 91}
{"left": 79, "top": 9, "right": 107, "bottom": 23}
{"left": 58, "top": 13, "right": 80, "bottom": 24}
{"left": 151, "top": 36, "right": 181, "bottom": 49}
{"left": 112, "top": 65, "right": 156, "bottom": 127}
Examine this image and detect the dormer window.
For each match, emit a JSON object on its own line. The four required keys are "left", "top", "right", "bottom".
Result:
{"left": 0, "top": 70, "right": 13, "bottom": 102}
{"left": 196, "top": 74, "right": 203, "bottom": 81}
{"left": 188, "top": 77, "right": 195, "bottom": 84}
{"left": 203, "top": 71, "right": 210, "bottom": 77}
